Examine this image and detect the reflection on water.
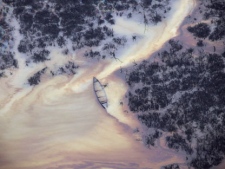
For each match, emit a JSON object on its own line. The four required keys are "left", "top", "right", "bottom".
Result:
{"left": 0, "top": 0, "right": 195, "bottom": 168}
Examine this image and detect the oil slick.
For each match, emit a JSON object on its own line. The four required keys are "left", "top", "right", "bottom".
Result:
{"left": 0, "top": 0, "right": 196, "bottom": 168}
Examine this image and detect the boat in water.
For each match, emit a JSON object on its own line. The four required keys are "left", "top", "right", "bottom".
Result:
{"left": 93, "top": 77, "right": 108, "bottom": 109}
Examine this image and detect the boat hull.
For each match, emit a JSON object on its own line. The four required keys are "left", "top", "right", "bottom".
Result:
{"left": 93, "top": 77, "right": 108, "bottom": 109}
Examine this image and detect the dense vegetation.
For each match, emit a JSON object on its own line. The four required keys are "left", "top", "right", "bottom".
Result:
{"left": 187, "top": 0, "right": 225, "bottom": 41}
{"left": 126, "top": 1, "right": 225, "bottom": 168}
{"left": 0, "top": 6, "right": 17, "bottom": 75}
{"left": 187, "top": 23, "right": 210, "bottom": 39}
{"left": 2, "top": 0, "right": 171, "bottom": 65}
{"left": 28, "top": 67, "right": 47, "bottom": 86}
{"left": 161, "top": 164, "right": 180, "bottom": 169}
{"left": 126, "top": 39, "right": 225, "bottom": 169}
{"left": 1, "top": 0, "right": 172, "bottom": 85}
{"left": 205, "top": 0, "right": 225, "bottom": 41}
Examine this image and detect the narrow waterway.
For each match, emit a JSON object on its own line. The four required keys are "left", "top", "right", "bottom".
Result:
{"left": 0, "top": 0, "right": 195, "bottom": 168}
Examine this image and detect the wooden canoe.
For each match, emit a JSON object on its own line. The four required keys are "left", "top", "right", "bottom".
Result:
{"left": 93, "top": 77, "right": 108, "bottom": 109}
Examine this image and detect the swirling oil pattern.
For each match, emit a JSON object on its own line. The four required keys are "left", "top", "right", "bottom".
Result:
{"left": 4, "top": 0, "right": 224, "bottom": 169}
